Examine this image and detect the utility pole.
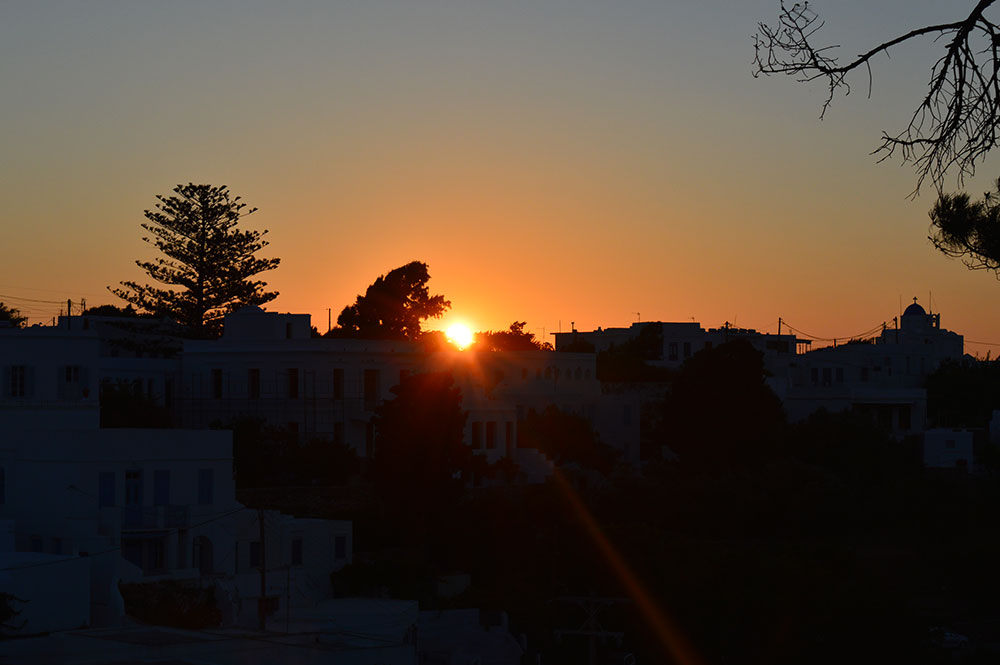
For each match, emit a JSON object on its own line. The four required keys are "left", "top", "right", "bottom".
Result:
{"left": 258, "top": 508, "right": 267, "bottom": 632}
{"left": 327, "top": 308, "right": 331, "bottom": 334}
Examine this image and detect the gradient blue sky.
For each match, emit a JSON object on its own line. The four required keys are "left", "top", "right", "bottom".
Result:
{"left": 4, "top": 1, "right": 1000, "bottom": 350}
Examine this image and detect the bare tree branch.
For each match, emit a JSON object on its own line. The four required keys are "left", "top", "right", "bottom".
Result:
{"left": 754, "top": 0, "right": 1000, "bottom": 195}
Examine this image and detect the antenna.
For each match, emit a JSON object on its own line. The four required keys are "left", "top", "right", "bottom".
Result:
{"left": 634, "top": 312, "right": 640, "bottom": 323}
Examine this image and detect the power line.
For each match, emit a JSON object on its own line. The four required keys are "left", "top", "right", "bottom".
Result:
{"left": 0, "top": 293, "right": 67, "bottom": 305}
{"left": 780, "top": 319, "right": 887, "bottom": 343}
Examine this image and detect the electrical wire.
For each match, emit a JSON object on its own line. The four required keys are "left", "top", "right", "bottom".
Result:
{"left": 780, "top": 319, "right": 887, "bottom": 344}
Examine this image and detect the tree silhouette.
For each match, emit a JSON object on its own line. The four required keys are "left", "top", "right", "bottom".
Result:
{"left": 331, "top": 261, "right": 449, "bottom": 340}
{"left": 754, "top": 1, "right": 1000, "bottom": 193}
{"left": 929, "top": 177, "right": 1000, "bottom": 276}
{"left": 662, "top": 339, "right": 785, "bottom": 467}
{"left": 0, "top": 303, "right": 26, "bottom": 328}
{"left": 474, "top": 321, "right": 552, "bottom": 351}
{"left": 372, "top": 371, "right": 471, "bottom": 535}
{"left": 113, "top": 184, "right": 279, "bottom": 336}
{"left": 518, "top": 405, "right": 618, "bottom": 474}
{"left": 82, "top": 304, "right": 145, "bottom": 318}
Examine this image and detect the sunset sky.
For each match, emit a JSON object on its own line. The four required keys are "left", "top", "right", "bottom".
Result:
{"left": 4, "top": 1, "right": 1000, "bottom": 351}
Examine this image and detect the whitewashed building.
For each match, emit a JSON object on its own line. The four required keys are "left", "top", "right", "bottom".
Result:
{"left": 775, "top": 301, "right": 964, "bottom": 435}
{"left": 0, "top": 324, "right": 352, "bottom": 632}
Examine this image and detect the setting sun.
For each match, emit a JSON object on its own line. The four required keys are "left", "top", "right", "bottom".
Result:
{"left": 445, "top": 323, "right": 475, "bottom": 350}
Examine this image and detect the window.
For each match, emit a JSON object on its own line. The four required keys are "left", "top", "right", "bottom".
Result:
{"left": 335, "top": 534, "right": 347, "bottom": 560}
{"left": 575, "top": 368, "right": 581, "bottom": 380}
{"left": 472, "top": 422, "right": 483, "bottom": 448}
{"left": 899, "top": 406, "right": 912, "bottom": 431}
{"left": 154, "top": 470, "right": 170, "bottom": 506}
{"left": 623, "top": 404, "right": 632, "bottom": 426}
{"left": 363, "top": 369, "right": 379, "bottom": 411}
{"left": 822, "top": 368, "right": 832, "bottom": 386}
{"left": 486, "top": 422, "right": 497, "bottom": 449}
{"left": 124, "top": 469, "right": 142, "bottom": 528}
{"left": 365, "top": 422, "right": 375, "bottom": 458}
{"left": 505, "top": 422, "right": 513, "bottom": 448}
{"left": 536, "top": 368, "right": 542, "bottom": 380}
{"left": 65, "top": 366, "right": 80, "bottom": 383}
{"left": 287, "top": 368, "right": 299, "bottom": 399}
{"left": 810, "top": 368, "right": 818, "bottom": 385}
{"left": 148, "top": 539, "right": 165, "bottom": 572}
{"left": 248, "top": 369, "right": 260, "bottom": 399}
{"left": 125, "top": 469, "right": 142, "bottom": 507}
{"left": 285, "top": 322, "right": 293, "bottom": 339}
{"left": 668, "top": 342, "right": 678, "bottom": 361}
{"left": 198, "top": 469, "right": 214, "bottom": 505}
{"left": 211, "top": 369, "right": 223, "bottom": 399}
{"left": 333, "top": 368, "right": 344, "bottom": 400}
{"left": 522, "top": 368, "right": 528, "bottom": 380}
{"left": 835, "top": 368, "right": 844, "bottom": 383}
{"left": 99, "top": 472, "right": 115, "bottom": 508}
{"left": 249, "top": 540, "right": 261, "bottom": 569}
{"left": 291, "top": 538, "right": 303, "bottom": 565}
{"left": 8, "top": 366, "right": 27, "bottom": 398}
{"left": 861, "top": 367, "right": 869, "bottom": 382}
{"left": 683, "top": 342, "right": 691, "bottom": 358}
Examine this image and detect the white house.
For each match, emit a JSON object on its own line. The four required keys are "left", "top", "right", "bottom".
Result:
{"left": 923, "top": 428, "right": 974, "bottom": 470}
{"left": 0, "top": 323, "right": 353, "bottom": 632}
{"left": 181, "top": 308, "right": 641, "bottom": 472}
{"left": 180, "top": 307, "right": 425, "bottom": 456}
{"left": 776, "top": 300, "right": 964, "bottom": 435}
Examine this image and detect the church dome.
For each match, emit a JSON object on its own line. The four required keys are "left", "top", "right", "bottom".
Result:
{"left": 903, "top": 302, "right": 926, "bottom": 317}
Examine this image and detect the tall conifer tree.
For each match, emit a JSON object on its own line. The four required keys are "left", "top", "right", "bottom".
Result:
{"left": 113, "top": 184, "right": 279, "bottom": 336}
